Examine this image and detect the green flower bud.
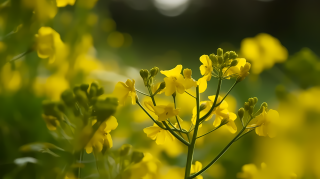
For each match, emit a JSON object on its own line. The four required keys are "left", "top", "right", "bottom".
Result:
{"left": 261, "top": 102, "right": 268, "bottom": 108}
{"left": 244, "top": 102, "right": 250, "bottom": 111}
{"left": 91, "top": 81, "right": 99, "bottom": 89}
{"left": 89, "top": 85, "right": 97, "bottom": 98}
{"left": 231, "top": 59, "right": 238, "bottom": 66}
{"left": 217, "top": 48, "right": 223, "bottom": 56}
{"left": 61, "top": 89, "right": 75, "bottom": 107}
{"left": 150, "top": 67, "right": 159, "bottom": 77}
{"left": 218, "top": 56, "right": 224, "bottom": 64}
{"left": 80, "top": 84, "right": 89, "bottom": 93}
{"left": 42, "top": 101, "right": 61, "bottom": 119}
{"left": 253, "top": 97, "right": 258, "bottom": 105}
{"left": 209, "top": 54, "right": 218, "bottom": 64}
{"left": 248, "top": 98, "right": 254, "bottom": 106}
{"left": 159, "top": 81, "right": 166, "bottom": 90}
{"left": 223, "top": 52, "right": 230, "bottom": 62}
{"left": 248, "top": 106, "right": 254, "bottom": 114}
{"left": 238, "top": 108, "right": 245, "bottom": 119}
{"left": 119, "top": 144, "right": 132, "bottom": 156}
{"left": 73, "top": 85, "right": 81, "bottom": 93}
{"left": 74, "top": 90, "right": 88, "bottom": 107}
{"left": 229, "top": 51, "right": 238, "bottom": 59}
{"left": 140, "top": 69, "right": 149, "bottom": 79}
{"left": 97, "top": 87, "right": 104, "bottom": 96}
{"left": 200, "top": 102, "right": 207, "bottom": 111}
{"left": 131, "top": 151, "right": 144, "bottom": 164}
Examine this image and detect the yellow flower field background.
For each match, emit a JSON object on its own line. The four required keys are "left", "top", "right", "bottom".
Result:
{"left": 0, "top": 0, "right": 320, "bottom": 179}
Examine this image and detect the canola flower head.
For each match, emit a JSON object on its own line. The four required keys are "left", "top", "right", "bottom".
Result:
{"left": 85, "top": 116, "right": 118, "bottom": 154}
{"left": 143, "top": 123, "right": 175, "bottom": 145}
{"left": 183, "top": 68, "right": 197, "bottom": 89}
{"left": 237, "top": 62, "right": 251, "bottom": 82}
{"left": 161, "top": 65, "right": 185, "bottom": 96}
{"left": 113, "top": 79, "right": 137, "bottom": 105}
{"left": 249, "top": 107, "right": 279, "bottom": 138}
{"left": 144, "top": 101, "right": 179, "bottom": 122}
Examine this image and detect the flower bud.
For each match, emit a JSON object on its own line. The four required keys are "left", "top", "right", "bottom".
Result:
{"left": 248, "top": 98, "right": 254, "bottom": 106}
{"left": 140, "top": 69, "right": 149, "bottom": 79}
{"left": 238, "top": 108, "right": 245, "bottom": 119}
{"left": 231, "top": 59, "right": 238, "bottom": 66}
{"left": 223, "top": 52, "right": 230, "bottom": 62}
{"left": 61, "top": 89, "right": 75, "bottom": 107}
{"left": 150, "top": 67, "right": 159, "bottom": 77}
{"left": 261, "top": 102, "right": 268, "bottom": 108}
{"left": 218, "top": 56, "right": 224, "bottom": 64}
{"left": 131, "top": 151, "right": 144, "bottom": 164}
{"left": 80, "top": 84, "right": 89, "bottom": 93}
{"left": 229, "top": 51, "right": 238, "bottom": 59}
{"left": 248, "top": 106, "right": 254, "bottom": 114}
{"left": 200, "top": 102, "right": 207, "bottom": 111}
{"left": 244, "top": 102, "right": 250, "bottom": 111}
{"left": 97, "top": 87, "right": 104, "bottom": 96}
{"left": 119, "top": 144, "right": 132, "bottom": 156}
{"left": 159, "top": 81, "right": 166, "bottom": 90}
{"left": 253, "top": 97, "right": 258, "bottom": 105}
{"left": 209, "top": 54, "right": 218, "bottom": 64}
{"left": 217, "top": 48, "right": 223, "bottom": 56}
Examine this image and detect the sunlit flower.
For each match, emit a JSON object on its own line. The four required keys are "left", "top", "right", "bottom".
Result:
{"left": 113, "top": 79, "right": 137, "bottom": 105}
{"left": 42, "top": 114, "right": 60, "bottom": 131}
{"left": 85, "top": 116, "right": 118, "bottom": 154}
{"left": 161, "top": 65, "right": 185, "bottom": 96}
{"left": 241, "top": 33, "right": 288, "bottom": 74}
{"left": 56, "top": 0, "right": 76, "bottom": 7}
{"left": 143, "top": 123, "right": 175, "bottom": 145}
{"left": 249, "top": 107, "right": 279, "bottom": 138}
{"left": 237, "top": 62, "right": 251, "bottom": 82}
{"left": 35, "top": 27, "right": 68, "bottom": 64}
{"left": 199, "top": 55, "right": 213, "bottom": 93}
{"left": 223, "top": 58, "right": 247, "bottom": 78}
{"left": 191, "top": 161, "right": 203, "bottom": 179}
{"left": 144, "top": 101, "right": 179, "bottom": 121}
{"left": 191, "top": 101, "right": 214, "bottom": 127}
{"left": 183, "top": 68, "right": 197, "bottom": 89}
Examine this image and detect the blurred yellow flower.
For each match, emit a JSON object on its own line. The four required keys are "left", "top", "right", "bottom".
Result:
{"left": 161, "top": 65, "right": 185, "bottom": 96}
{"left": 1, "top": 62, "right": 22, "bottom": 92}
{"left": 199, "top": 55, "right": 213, "bottom": 93}
{"left": 42, "top": 114, "right": 60, "bottom": 131}
{"left": 241, "top": 33, "right": 288, "bottom": 74}
{"left": 113, "top": 79, "right": 137, "bottom": 105}
{"left": 183, "top": 68, "right": 197, "bottom": 89}
{"left": 22, "top": 0, "right": 57, "bottom": 21}
{"left": 223, "top": 58, "right": 246, "bottom": 78}
{"left": 35, "top": 27, "right": 68, "bottom": 64}
{"left": 143, "top": 123, "right": 175, "bottom": 145}
{"left": 191, "top": 161, "right": 203, "bottom": 179}
{"left": 237, "top": 62, "right": 251, "bottom": 82}
{"left": 191, "top": 101, "right": 214, "bottom": 127}
{"left": 56, "top": 0, "right": 76, "bottom": 7}
{"left": 124, "top": 153, "right": 160, "bottom": 179}
{"left": 249, "top": 108, "right": 279, "bottom": 138}
{"left": 144, "top": 101, "right": 179, "bottom": 122}
{"left": 85, "top": 116, "right": 118, "bottom": 154}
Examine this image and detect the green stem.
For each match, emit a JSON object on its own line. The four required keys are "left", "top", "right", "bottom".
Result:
{"left": 215, "top": 81, "right": 238, "bottom": 107}
{"left": 78, "top": 149, "right": 84, "bottom": 179}
{"left": 136, "top": 89, "right": 151, "bottom": 97}
{"left": 185, "top": 91, "right": 196, "bottom": 98}
{"left": 184, "top": 86, "right": 201, "bottom": 178}
{"left": 173, "top": 95, "right": 184, "bottom": 138}
{"left": 189, "top": 127, "right": 246, "bottom": 179}
{"left": 196, "top": 125, "right": 222, "bottom": 139}
{"left": 136, "top": 100, "right": 166, "bottom": 130}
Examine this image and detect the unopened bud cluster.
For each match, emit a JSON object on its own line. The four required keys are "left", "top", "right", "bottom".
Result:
{"left": 140, "top": 67, "right": 159, "bottom": 87}
{"left": 209, "top": 48, "right": 239, "bottom": 70}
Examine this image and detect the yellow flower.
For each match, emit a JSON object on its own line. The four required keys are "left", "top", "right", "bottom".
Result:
{"left": 183, "top": 68, "right": 197, "bottom": 89}
{"left": 191, "top": 101, "right": 214, "bottom": 127}
{"left": 113, "top": 79, "right": 137, "bottom": 105}
{"left": 144, "top": 101, "right": 179, "bottom": 122}
{"left": 56, "top": 0, "right": 76, "bottom": 7}
{"left": 249, "top": 107, "right": 279, "bottom": 138}
{"left": 42, "top": 114, "right": 60, "bottom": 131}
{"left": 35, "top": 27, "right": 68, "bottom": 64}
{"left": 151, "top": 82, "right": 165, "bottom": 94}
{"left": 236, "top": 62, "right": 251, "bottom": 82}
{"left": 191, "top": 161, "right": 203, "bottom": 179}
{"left": 223, "top": 58, "right": 247, "bottom": 78}
{"left": 198, "top": 55, "right": 213, "bottom": 93}
{"left": 241, "top": 33, "right": 288, "bottom": 74}
{"left": 22, "top": 0, "right": 57, "bottom": 21}
{"left": 160, "top": 65, "right": 185, "bottom": 96}
{"left": 85, "top": 116, "right": 118, "bottom": 154}
{"left": 143, "top": 123, "right": 175, "bottom": 145}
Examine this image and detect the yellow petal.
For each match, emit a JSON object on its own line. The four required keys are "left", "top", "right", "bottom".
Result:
{"left": 160, "top": 65, "right": 182, "bottom": 77}
{"left": 164, "top": 77, "right": 177, "bottom": 96}
{"left": 105, "top": 116, "right": 118, "bottom": 133}
{"left": 226, "top": 121, "right": 237, "bottom": 133}
{"left": 198, "top": 77, "right": 207, "bottom": 93}
{"left": 113, "top": 82, "right": 129, "bottom": 105}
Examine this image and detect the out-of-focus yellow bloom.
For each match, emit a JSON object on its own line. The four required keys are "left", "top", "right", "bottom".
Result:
{"left": 143, "top": 123, "right": 175, "bottom": 145}
{"left": 161, "top": 65, "right": 185, "bottom": 96}
{"left": 22, "top": 0, "right": 57, "bottom": 21}
{"left": 0, "top": 62, "right": 22, "bottom": 92}
{"left": 191, "top": 161, "right": 203, "bottom": 179}
{"left": 237, "top": 62, "right": 251, "bottom": 82}
{"left": 42, "top": 114, "right": 60, "bottom": 131}
{"left": 56, "top": 0, "right": 76, "bottom": 7}
{"left": 241, "top": 33, "right": 288, "bottom": 74}
{"left": 113, "top": 79, "right": 137, "bottom": 105}
{"left": 35, "top": 27, "right": 68, "bottom": 64}
{"left": 199, "top": 55, "right": 213, "bottom": 93}
{"left": 191, "top": 101, "right": 214, "bottom": 127}
{"left": 77, "top": 0, "right": 98, "bottom": 9}
{"left": 85, "top": 116, "right": 118, "bottom": 154}
{"left": 249, "top": 108, "right": 279, "bottom": 138}
{"left": 223, "top": 58, "right": 246, "bottom": 78}
{"left": 107, "top": 31, "right": 124, "bottom": 48}
{"left": 144, "top": 101, "right": 179, "bottom": 122}
{"left": 74, "top": 54, "right": 103, "bottom": 75}
{"left": 124, "top": 153, "right": 160, "bottom": 179}
{"left": 237, "top": 163, "right": 260, "bottom": 179}
{"left": 183, "top": 68, "right": 197, "bottom": 89}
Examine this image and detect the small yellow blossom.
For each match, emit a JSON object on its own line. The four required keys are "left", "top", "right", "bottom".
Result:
{"left": 249, "top": 107, "right": 279, "bottom": 138}
{"left": 144, "top": 101, "right": 179, "bottom": 122}
{"left": 113, "top": 79, "right": 137, "bottom": 105}
{"left": 151, "top": 82, "right": 165, "bottom": 95}
{"left": 241, "top": 33, "right": 288, "bottom": 74}
{"left": 183, "top": 68, "right": 197, "bottom": 89}
{"left": 191, "top": 161, "right": 203, "bottom": 179}
{"left": 85, "top": 116, "right": 118, "bottom": 154}
{"left": 237, "top": 62, "right": 251, "bottom": 82}
{"left": 35, "top": 27, "right": 68, "bottom": 64}
{"left": 143, "top": 123, "right": 175, "bottom": 145}
{"left": 56, "top": 0, "right": 76, "bottom": 7}
{"left": 42, "top": 114, "right": 60, "bottom": 131}
{"left": 160, "top": 65, "right": 185, "bottom": 96}
{"left": 191, "top": 101, "right": 214, "bottom": 127}
{"left": 223, "top": 58, "right": 247, "bottom": 78}
{"left": 198, "top": 55, "right": 213, "bottom": 93}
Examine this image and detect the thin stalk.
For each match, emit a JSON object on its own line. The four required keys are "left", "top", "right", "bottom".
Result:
{"left": 189, "top": 127, "right": 246, "bottom": 179}
{"left": 136, "top": 100, "right": 166, "bottom": 130}
{"left": 173, "top": 95, "right": 184, "bottom": 138}
{"left": 136, "top": 89, "right": 151, "bottom": 97}
{"left": 235, "top": 129, "right": 254, "bottom": 142}
{"left": 196, "top": 125, "right": 222, "bottom": 139}
{"left": 215, "top": 81, "right": 238, "bottom": 107}
{"left": 78, "top": 149, "right": 84, "bottom": 179}
{"left": 185, "top": 91, "right": 196, "bottom": 98}
{"left": 184, "top": 86, "right": 201, "bottom": 178}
